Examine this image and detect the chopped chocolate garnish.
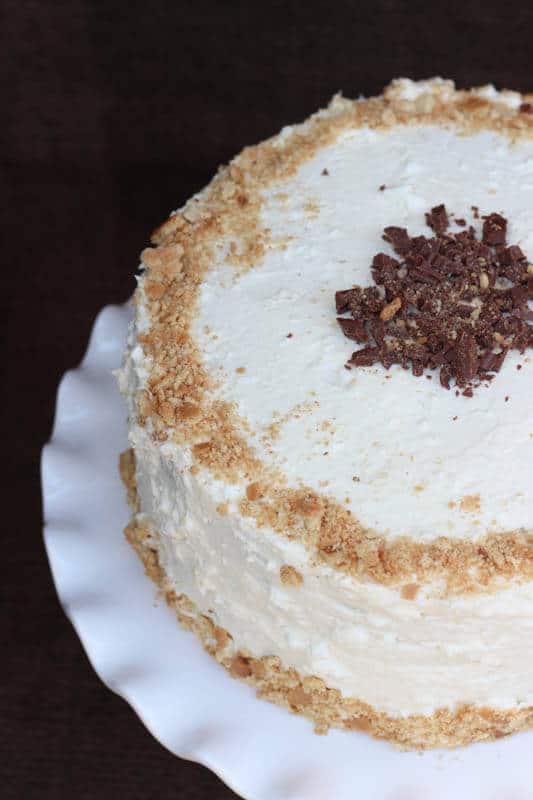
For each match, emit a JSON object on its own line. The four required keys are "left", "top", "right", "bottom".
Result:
{"left": 286, "top": 332, "right": 293, "bottom": 338}
{"left": 379, "top": 184, "right": 386, "bottom": 191}
{"left": 321, "top": 168, "right": 329, "bottom": 175}
{"left": 482, "top": 213, "right": 507, "bottom": 246}
{"left": 382, "top": 226, "right": 412, "bottom": 255}
{"left": 334, "top": 205, "right": 533, "bottom": 394}
{"left": 425, "top": 204, "right": 449, "bottom": 234}
{"left": 501, "top": 244, "right": 525, "bottom": 264}
{"left": 479, "top": 348, "right": 507, "bottom": 373}
{"left": 337, "top": 317, "right": 367, "bottom": 342}
{"left": 453, "top": 330, "right": 479, "bottom": 383}
{"left": 348, "top": 346, "right": 381, "bottom": 367}
{"left": 472, "top": 206, "right": 479, "bottom": 219}
{"left": 520, "top": 103, "right": 533, "bottom": 114}
{"left": 335, "top": 289, "right": 354, "bottom": 314}
{"left": 455, "top": 218, "right": 466, "bottom": 226}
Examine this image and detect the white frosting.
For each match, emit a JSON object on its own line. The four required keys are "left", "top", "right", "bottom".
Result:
{"left": 120, "top": 82, "right": 533, "bottom": 718}
{"left": 195, "top": 124, "right": 533, "bottom": 541}
{"left": 125, "top": 415, "right": 533, "bottom": 716}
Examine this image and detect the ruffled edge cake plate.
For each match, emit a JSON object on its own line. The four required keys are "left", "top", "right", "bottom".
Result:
{"left": 41, "top": 303, "right": 533, "bottom": 800}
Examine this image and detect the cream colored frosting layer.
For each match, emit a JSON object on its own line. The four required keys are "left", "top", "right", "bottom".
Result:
{"left": 194, "top": 122, "right": 533, "bottom": 541}
{"left": 119, "top": 79, "right": 533, "bottom": 718}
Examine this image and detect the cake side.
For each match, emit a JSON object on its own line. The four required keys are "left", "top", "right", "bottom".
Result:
{"left": 119, "top": 442, "right": 533, "bottom": 735}
{"left": 120, "top": 450, "right": 533, "bottom": 749}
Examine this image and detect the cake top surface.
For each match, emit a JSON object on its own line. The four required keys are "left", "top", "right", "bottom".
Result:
{"left": 135, "top": 78, "right": 533, "bottom": 591}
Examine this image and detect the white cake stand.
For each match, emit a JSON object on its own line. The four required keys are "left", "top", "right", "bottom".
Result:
{"left": 41, "top": 303, "right": 533, "bottom": 800}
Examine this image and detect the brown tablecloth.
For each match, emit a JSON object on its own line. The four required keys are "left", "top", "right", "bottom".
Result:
{"left": 4, "top": 1, "right": 533, "bottom": 797}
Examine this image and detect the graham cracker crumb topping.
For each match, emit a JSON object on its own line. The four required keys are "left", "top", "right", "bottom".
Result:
{"left": 401, "top": 583, "right": 420, "bottom": 600}
{"left": 246, "top": 482, "right": 264, "bottom": 501}
{"left": 460, "top": 494, "right": 482, "bottom": 513}
{"left": 280, "top": 565, "right": 304, "bottom": 586}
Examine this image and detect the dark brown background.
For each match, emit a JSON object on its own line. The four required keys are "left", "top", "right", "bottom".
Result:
{"left": 4, "top": 1, "right": 533, "bottom": 797}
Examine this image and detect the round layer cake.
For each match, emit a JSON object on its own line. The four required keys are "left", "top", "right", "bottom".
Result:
{"left": 118, "top": 78, "right": 533, "bottom": 749}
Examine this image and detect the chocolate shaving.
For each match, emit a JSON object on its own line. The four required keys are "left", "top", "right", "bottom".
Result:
{"left": 453, "top": 330, "right": 479, "bottom": 383}
{"left": 482, "top": 213, "right": 507, "bottom": 246}
{"left": 382, "top": 226, "right": 412, "bottom": 255}
{"left": 335, "top": 206, "right": 533, "bottom": 393}
{"left": 336, "top": 317, "right": 367, "bottom": 342}
{"left": 425, "top": 204, "right": 449, "bottom": 234}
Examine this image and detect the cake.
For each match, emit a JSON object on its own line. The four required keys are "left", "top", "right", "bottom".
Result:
{"left": 117, "top": 78, "right": 533, "bottom": 750}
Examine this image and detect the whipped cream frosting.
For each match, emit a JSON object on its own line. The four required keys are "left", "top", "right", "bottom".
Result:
{"left": 119, "top": 80, "right": 533, "bottom": 719}
{"left": 195, "top": 123, "right": 533, "bottom": 541}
